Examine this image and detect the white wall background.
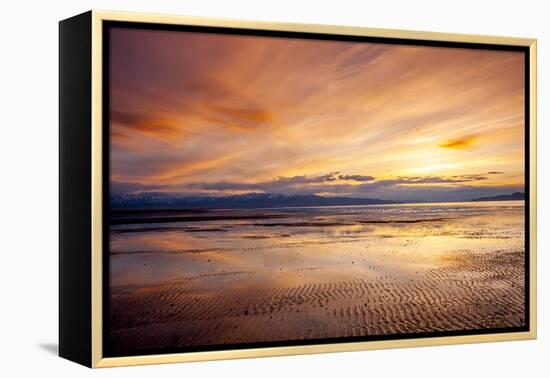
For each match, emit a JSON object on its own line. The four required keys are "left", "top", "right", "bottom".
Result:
{"left": 0, "top": 0, "right": 547, "bottom": 376}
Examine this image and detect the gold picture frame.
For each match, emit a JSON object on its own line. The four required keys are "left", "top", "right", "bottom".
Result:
{"left": 59, "top": 10, "right": 537, "bottom": 368}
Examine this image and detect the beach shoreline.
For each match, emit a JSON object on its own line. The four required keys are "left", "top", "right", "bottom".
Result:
{"left": 108, "top": 201, "right": 526, "bottom": 353}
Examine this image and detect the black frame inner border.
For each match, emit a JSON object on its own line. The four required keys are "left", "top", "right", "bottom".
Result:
{"left": 101, "top": 20, "right": 531, "bottom": 358}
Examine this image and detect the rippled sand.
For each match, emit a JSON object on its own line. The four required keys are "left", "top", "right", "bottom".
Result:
{"left": 108, "top": 201, "right": 525, "bottom": 354}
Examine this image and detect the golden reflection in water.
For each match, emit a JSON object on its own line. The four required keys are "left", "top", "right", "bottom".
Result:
{"left": 110, "top": 201, "right": 524, "bottom": 288}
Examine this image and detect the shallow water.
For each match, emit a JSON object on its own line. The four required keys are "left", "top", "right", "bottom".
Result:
{"left": 108, "top": 200, "right": 526, "bottom": 353}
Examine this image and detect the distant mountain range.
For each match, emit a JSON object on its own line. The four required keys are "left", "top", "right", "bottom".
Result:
{"left": 470, "top": 192, "right": 525, "bottom": 202}
{"left": 111, "top": 191, "right": 526, "bottom": 209}
{"left": 110, "top": 192, "right": 398, "bottom": 209}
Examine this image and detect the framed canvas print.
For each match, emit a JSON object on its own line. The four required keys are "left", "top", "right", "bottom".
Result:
{"left": 59, "top": 10, "right": 537, "bottom": 368}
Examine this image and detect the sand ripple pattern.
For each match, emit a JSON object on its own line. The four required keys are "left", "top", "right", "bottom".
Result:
{"left": 109, "top": 249, "right": 525, "bottom": 353}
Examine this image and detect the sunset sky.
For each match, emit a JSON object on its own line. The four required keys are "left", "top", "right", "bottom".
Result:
{"left": 109, "top": 27, "right": 525, "bottom": 202}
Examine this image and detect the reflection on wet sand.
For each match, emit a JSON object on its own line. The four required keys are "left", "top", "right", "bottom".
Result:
{"left": 108, "top": 201, "right": 525, "bottom": 353}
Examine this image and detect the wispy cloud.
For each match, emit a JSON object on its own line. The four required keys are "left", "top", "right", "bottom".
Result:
{"left": 109, "top": 28, "right": 525, "bottom": 202}
{"left": 111, "top": 110, "right": 185, "bottom": 138}
{"left": 439, "top": 135, "right": 477, "bottom": 149}
{"left": 114, "top": 170, "right": 522, "bottom": 202}
{"left": 338, "top": 174, "right": 375, "bottom": 182}
{"left": 133, "top": 171, "right": 513, "bottom": 202}
{"left": 111, "top": 181, "right": 168, "bottom": 195}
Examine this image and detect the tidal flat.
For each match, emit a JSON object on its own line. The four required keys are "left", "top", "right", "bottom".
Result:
{"left": 108, "top": 201, "right": 526, "bottom": 354}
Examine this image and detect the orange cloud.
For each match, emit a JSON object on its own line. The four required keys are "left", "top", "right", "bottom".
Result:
{"left": 204, "top": 106, "right": 277, "bottom": 132}
{"left": 439, "top": 136, "right": 477, "bottom": 149}
{"left": 111, "top": 110, "right": 186, "bottom": 138}
{"left": 214, "top": 106, "right": 275, "bottom": 123}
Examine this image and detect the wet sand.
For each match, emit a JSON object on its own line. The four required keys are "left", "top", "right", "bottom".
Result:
{"left": 108, "top": 201, "right": 525, "bottom": 353}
